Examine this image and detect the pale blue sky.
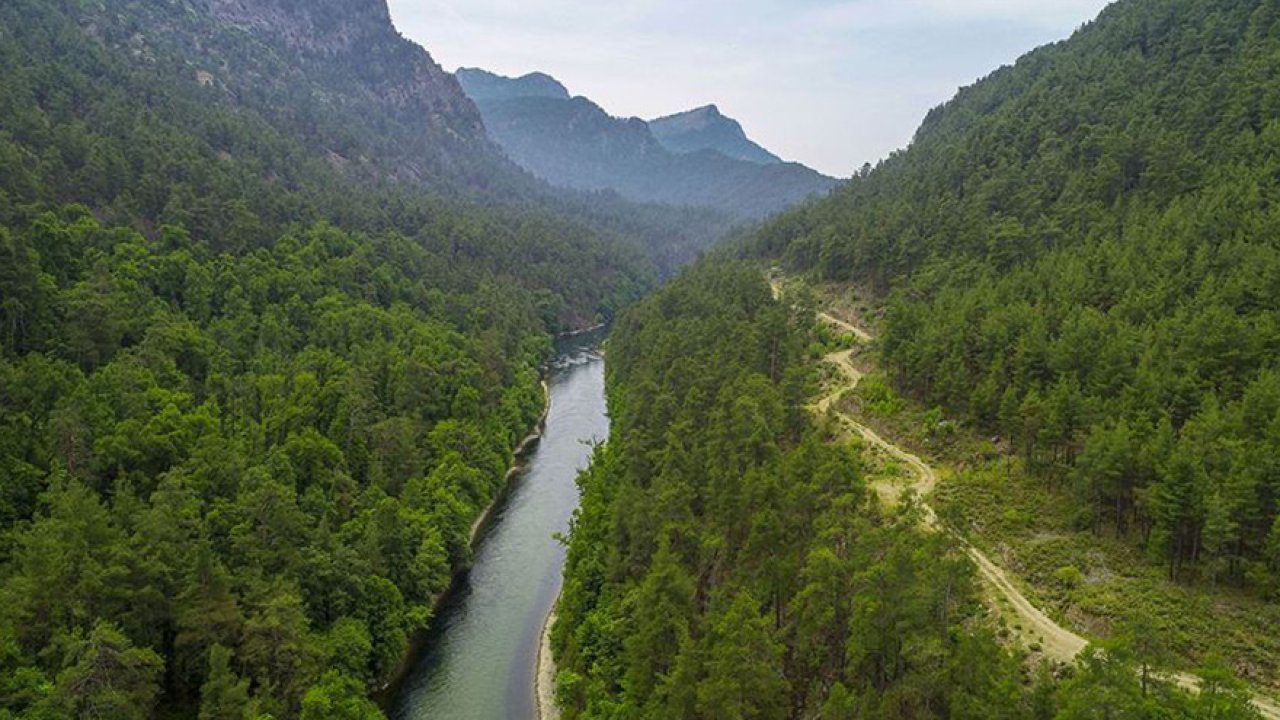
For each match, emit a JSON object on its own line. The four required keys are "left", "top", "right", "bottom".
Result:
{"left": 386, "top": 0, "right": 1113, "bottom": 176}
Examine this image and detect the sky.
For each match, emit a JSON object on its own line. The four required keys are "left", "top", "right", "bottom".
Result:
{"left": 386, "top": 0, "right": 1113, "bottom": 177}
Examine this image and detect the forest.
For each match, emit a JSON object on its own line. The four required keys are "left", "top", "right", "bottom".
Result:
{"left": 750, "top": 0, "right": 1280, "bottom": 591}
{"left": 0, "top": 208, "right": 558, "bottom": 719}
{"left": 6, "top": 0, "right": 1280, "bottom": 716}
{"left": 0, "top": 0, "right": 672, "bottom": 718}
{"left": 551, "top": 261, "right": 1260, "bottom": 719}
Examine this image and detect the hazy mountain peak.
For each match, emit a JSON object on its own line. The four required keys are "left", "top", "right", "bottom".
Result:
{"left": 650, "top": 105, "right": 782, "bottom": 165}
{"left": 457, "top": 68, "right": 572, "bottom": 102}
{"left": 680, "top": 104, "right": 725, "bottom": 123}
{"left": 456, "top": 67, "right": 834, "bottom": 218}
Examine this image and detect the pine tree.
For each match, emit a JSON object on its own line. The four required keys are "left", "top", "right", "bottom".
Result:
{"left": 199, "top": 645, "right": 251, "bottom": 720}
{"left": 695, "top": 592, "right": 788, "bottom": 720}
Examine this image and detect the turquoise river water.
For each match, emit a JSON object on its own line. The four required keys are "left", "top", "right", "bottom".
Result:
{"left": 391, "top": 332, "right": 608, "bottom": 719}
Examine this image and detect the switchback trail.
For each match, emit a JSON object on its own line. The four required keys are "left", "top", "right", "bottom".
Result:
{"left": 788, "top": 282, "right": 1280, "bottom": 718}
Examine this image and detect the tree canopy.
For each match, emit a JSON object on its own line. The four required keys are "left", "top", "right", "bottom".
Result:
{"left": 749, "top": 0, "right": 1280, "bottom": 591}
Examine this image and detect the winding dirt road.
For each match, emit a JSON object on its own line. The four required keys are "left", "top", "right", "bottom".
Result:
{"left": 798, "top": 291, "right": 1280, "bottom": 718}
{"left": 811, "top": 336, "right": 1087, "bottom": 665}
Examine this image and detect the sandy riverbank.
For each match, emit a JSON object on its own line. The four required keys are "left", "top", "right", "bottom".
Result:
{"left": 535, "top": 603, "right": 559, "bottom": 720}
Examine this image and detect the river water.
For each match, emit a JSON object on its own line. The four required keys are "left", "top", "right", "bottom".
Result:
{"left": 391, "top": 331, "right": 608, "bottom": 720}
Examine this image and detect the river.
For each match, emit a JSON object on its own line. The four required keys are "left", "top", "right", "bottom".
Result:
{"left": 390, "top": 330, "right": 608, "bottom": 720}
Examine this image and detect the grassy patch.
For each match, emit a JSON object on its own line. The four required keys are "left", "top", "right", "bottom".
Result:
{"left": 932, "top": 438, "right": 1280, "bottom": 692}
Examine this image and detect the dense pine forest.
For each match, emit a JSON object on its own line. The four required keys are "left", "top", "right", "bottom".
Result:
{"left": 752, "top": 0, "right": 1280, "bottom": 592}
{"left": 0, "top": 0, "right": 684, "bottom": 718}
{"left": 6, "top": 0, "right": 1280, "bottom": 716}
{"left": 552, "top": 262, "right": 1262, "bottom": 719}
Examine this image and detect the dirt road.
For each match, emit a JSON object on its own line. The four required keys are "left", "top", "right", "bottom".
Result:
{"left": 803, "top": 300, "right": 1280, "bottom": 718}
{"left": 811, "top": 334, "right": 1086, "bottom": 664}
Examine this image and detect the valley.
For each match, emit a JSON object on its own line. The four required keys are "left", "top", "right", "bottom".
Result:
{"left": 2, "top": 0, "right": 1280, "bottom": 719}
{"left": 390, "top": 334, "right": 607, "bottom": 720}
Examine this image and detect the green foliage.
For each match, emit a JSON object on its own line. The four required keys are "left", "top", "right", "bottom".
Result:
{"left": 934, "top": 454, "right": 1280, "bottom": 685}
{"left": 298, "top": 672, "right": 383, "bottom": 720}
{"left": 0, "top": 0, "right": 662, "bottom": 332}
{"left": 1052, "top": 565, "right": 1086, "bottom": 590}
{"left": 49, "top": 622, "right": 165, "bottom": 720}
{"left": 1054, "top": 637, "right": 1262, "bottom": 720}
{"left": 0, "top": 1, "right": 670, "bottom": 719}
{"left": 199, "top": 645, "right": 252, "bottom": 720}
{"left": 752, "top": 0, "right": 1280, "bottom": 593}
{"left": 553, "top": 263, "right": 1048, "bottom": 718}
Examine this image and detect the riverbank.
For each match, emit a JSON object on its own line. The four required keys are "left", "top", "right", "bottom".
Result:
{"left": 535, "top": 602, "right": 559, "bottom": 720}
{"left": 387, "top": 334, "right": 607, "bottom": 719}
{"left": 375, "top": 378, "right": 553, "bottom": 705}
{"left": 469, "top": 379, "right": 553, "bottom": 543}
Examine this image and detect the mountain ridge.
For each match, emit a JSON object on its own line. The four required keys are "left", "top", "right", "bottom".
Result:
{"left": 456, "top": 67, "right": 571, "bottom": 102}
{"left": 649, "top": 104, "right": 783, "bottom": 165}
{"left": 456, "top": 67, "right": 838, "bottom": 219}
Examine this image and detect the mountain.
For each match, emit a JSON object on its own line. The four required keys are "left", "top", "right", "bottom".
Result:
{"left": 9, "top": 0, "right": 733, "bottom": 276}
{"left": 0, "top": 1, "right": 743, "bottom": 718}
{"left": 455, "top": 69, "right": 839, "bottom": 219}
{"left": 649, "top": 104, "right": 782, "bottom": 165}
{"left": 456, "top": 67, "right": 570, "bottom": 102}
{"left": 751, "top": 0, "right": 1280, "bottom": 684}
{"left": 551, "top": 261, "right": 1271, "bottom": 719}
{"left": 118, "top": 0, "right": 496, "bottom": 185}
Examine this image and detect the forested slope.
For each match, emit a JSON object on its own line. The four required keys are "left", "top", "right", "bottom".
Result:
{"left": 0, "top": 1, "right": 677, "bottom": 718}
{"left": 552, "top": 262, "right": 1263, "bottom": 718}
{"left": 752, "top": 0, "right": 1280, "bottom": 592}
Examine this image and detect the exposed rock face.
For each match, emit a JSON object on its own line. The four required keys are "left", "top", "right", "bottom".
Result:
{"left": 207, "top": 0, "right": 396, "bottom": 55}
{"left": 649, "top": 105, "right": 783, "bottom": 165}
{"left": 201, "top": 0, "right": 484, "bottom": 139}
{"left": 71, "top": 0, "right": 495, "bottom": 185}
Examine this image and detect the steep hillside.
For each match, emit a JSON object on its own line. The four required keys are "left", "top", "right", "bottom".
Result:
{"left": 649, "top": 104, "right": 782, "bottom": 165}
{"left": 752, "top": 0, "right": 1280, "bottom": 611}
{"left": 0, "top": 1, "right": 671, "bottom": 719}
{"left": 551, "top": 261, "right": 1265, "bottom": 719}
{"left": 90, "top": 0, "right": 496, "bottom": 187}
{"left": 456, "top": 69, "right": 839, "bottom": 219}
{"left": 25, "top": 0, "right": 730, "bottom": 281}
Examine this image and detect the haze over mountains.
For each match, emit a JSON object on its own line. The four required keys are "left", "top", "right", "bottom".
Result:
{"left": 649, "top": 105, "right": 784, "bottom": 165}
{"left": 456, "top": 68, "right": 839, "bottom": 219}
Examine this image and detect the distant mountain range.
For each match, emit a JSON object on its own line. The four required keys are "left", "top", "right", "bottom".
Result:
{"left": 456, "top": 68, "right": 839, "bottom": 219}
